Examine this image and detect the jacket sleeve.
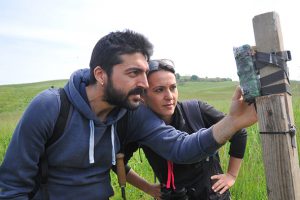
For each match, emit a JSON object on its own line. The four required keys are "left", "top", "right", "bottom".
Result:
{"left": 199, "top": 100, "right": 247, "bottom": 159}
{"left": 126, "top": 105, "right": 222, "bottom": 164}
{"left": 228, "top": 128, "right": 247, "bottom": 158}
{"left": 0, "top": 89, "right": 60, "bottom": 199}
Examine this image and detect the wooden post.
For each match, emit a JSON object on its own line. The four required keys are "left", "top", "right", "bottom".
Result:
{"left": 253, "top": 12, "right": 300, "bottom": 200}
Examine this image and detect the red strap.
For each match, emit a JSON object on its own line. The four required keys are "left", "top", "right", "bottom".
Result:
{"left": 166, "top": 160, "right": 176, "bottom": 190}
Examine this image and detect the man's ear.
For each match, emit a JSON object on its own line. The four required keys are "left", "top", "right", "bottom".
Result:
{"left": 94, "top": 66, "right": 107, "bottom": 86}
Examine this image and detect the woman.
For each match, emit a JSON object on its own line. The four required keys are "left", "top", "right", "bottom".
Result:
{"left": 125, "top": 59, "right": 247, "bottom": 200}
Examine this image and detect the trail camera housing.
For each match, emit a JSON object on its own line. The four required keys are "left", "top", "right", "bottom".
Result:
{"left": 233, "top": 44, "right": 291, "bottom": 103}
{"left": 233, "top": 45, "right": 260, "bottom": 103}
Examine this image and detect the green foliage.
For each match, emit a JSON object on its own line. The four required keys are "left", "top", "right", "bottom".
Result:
{"left": 0, "top": 80, "right": 299, "bottom": 200}
{"left": 178, "top": 75, "right": 232, "bottom": 82}
{"left": 175, "top": 73, "right": 181, "bottom": 81}
{"left": 190, "top": 74, "right": 199, "bottom": 81}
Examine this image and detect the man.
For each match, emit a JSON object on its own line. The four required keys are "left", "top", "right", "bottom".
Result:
{"left": 0, "top": 30, "right": 257, "bottom": 200}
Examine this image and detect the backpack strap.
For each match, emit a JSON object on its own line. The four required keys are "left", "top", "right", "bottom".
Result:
{"left": 181, "top": 100, "right": 204, "bottom": 132}
{"left": 115, "top": 112, "right": 140, "bottom": 172}
{"left": 181, "top": 100, "right": 225, "bottom": 197}
{"left": 42, "top": 88, "right": 71, "bottom": 182}
{"left": 116, "top": 112, "right": 139, "bottom": 166}
{"left": 29, "top": 88, "right": 71, "bottom": 199}
{"left": 116, "top": 112, "right": 128, "bottom": 154}
{"left": 46, "top": 88, "right": 71, "bottom": 147}
{"left": 164, "top": 100, "right": 204, "bottom": 190}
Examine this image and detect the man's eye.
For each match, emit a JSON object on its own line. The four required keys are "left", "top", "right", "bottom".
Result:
{"left": 128, "top": 70, "right": 139, "bottom": 77}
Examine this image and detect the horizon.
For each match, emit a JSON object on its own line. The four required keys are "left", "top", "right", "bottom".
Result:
{"left": 2, "top": 76, "right": 300, "bottom": 87}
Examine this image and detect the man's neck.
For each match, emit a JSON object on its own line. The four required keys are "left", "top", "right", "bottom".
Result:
{"left": 86, "top": 84, "right": 115, "bottom": 122}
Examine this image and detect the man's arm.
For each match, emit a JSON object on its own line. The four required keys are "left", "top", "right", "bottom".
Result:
{"left": 198, "top": 95, "right": 248, "bottom": 159}
{"left": 127, "top": 86, "right": 257, "bottom": 164}
{"left": 212, "top": 86, "right": 257, "bottom": 144}
{"left": 0, "top": 89, "right": 59, "bottom": 199}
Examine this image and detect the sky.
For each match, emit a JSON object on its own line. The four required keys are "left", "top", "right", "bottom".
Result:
{"left": 0, "top": 0, "right": 299, "bottom": 85}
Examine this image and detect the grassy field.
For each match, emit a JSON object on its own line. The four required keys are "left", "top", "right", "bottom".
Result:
{"left": 0, "top": 80, "right": 299, "bottom": 199}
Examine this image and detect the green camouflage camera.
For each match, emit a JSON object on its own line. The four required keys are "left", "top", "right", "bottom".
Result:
{"left": 233, "top": 44, "right": 291, "bottom": 103}
{"left": 233, "top": 44, "right": 261, "bottom": 103}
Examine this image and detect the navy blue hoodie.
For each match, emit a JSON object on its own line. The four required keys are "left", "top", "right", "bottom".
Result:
{"left": 0, "top": 69, "right": 221, "bottom": 199}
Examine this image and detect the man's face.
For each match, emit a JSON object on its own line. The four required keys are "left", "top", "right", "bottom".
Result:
{"left": 103, "top": 53, "right": 149, "bottom": 110}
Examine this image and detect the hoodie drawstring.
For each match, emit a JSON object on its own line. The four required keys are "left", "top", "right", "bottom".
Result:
{"left": 111, "top": 124, "right": 116, "bottom": 165}
{"left": 89, "top": 121, "right": 116, "bottom": 165}
{"left": 89, "top": 120, "right": 95, "bottom": 164}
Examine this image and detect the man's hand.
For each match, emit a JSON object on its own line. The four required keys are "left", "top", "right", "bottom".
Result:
{"left": 213, "top": 86, "right": 257, "bottom": 144}
{"left": 228, "top": 86, "right": 258, "bottom": 131}
{"left": 211, "top": 173, "right": 236, "bottom": 194}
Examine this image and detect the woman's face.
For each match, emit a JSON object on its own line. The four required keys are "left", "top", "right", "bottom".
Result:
{"left": 143, "top": 70, "right": 178, "bottom": 123}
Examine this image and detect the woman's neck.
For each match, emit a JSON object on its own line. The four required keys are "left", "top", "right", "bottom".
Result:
{"left": 161, "top": 115, "right": 173, "bottom": 125}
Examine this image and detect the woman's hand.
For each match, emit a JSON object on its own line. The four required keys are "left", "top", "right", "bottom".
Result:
{"left": 211, "top": 173, "right": 236, "bottom": 194}
{"left": 145, "top": 183, "right": 162, "bottom": 200}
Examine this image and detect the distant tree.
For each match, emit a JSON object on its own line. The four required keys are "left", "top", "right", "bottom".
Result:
{"left": 190, "top": 75, "right": 199, "bottom": 81}
{"left": 175, "top": 73, "right": 181, "bottom": 80}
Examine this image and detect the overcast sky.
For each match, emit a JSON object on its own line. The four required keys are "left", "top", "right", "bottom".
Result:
{"left": 0, "top": 0, "right": 299, "bottom": 85}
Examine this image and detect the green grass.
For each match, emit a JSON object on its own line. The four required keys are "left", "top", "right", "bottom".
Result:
{"left": 0, "top": 80, "right": 299, "bottom": 199}
{"left": 0, "top": 80, "right": 67, "bottom": 113}
{"left": 0, "top": 80, "right": 67, "bottom": 162}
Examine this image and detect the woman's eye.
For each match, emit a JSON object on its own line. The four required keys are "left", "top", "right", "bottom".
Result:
{"left": 154, "top": 88, "right": 163, "bottom": 93}
{"left": 170, "top": 86, "right": 177, "bottom": 91}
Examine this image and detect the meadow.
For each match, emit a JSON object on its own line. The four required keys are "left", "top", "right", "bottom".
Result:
{"left": 0, "top": 80, "right": 299, "bottom": 200}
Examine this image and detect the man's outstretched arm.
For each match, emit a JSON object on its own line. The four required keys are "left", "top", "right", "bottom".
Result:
{"left": 212, "top": 86, "right": 257, "bottom": 144}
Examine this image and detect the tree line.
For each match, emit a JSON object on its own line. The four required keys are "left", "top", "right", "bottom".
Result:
{"left": 176, "top": 73, "right": 232, "bottom": 82}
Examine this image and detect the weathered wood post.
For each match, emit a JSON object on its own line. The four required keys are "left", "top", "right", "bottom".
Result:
{"left": 253, "top": 12, "right": 300, "bottom": 200}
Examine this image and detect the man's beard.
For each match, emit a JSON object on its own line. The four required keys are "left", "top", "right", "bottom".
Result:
{"left": 103, "top": 78, "right": 144, "bottom": 110}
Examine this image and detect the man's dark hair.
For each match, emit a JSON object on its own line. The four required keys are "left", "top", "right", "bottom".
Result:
{"left": 89, "top": 29, "right": 154, "bottom": 84}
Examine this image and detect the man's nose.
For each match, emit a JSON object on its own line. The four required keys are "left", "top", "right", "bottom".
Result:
{"left": 137, "top": 73, "right": 149, "bottom": 89}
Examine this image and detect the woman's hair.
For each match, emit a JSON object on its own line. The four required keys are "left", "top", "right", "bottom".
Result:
{"left": 148, "top": 59, "right": 175, "bottom": 77}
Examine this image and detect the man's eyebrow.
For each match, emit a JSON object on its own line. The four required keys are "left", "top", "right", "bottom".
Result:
{"left": 125, "top": 67, "right": 146, "bottom": 72}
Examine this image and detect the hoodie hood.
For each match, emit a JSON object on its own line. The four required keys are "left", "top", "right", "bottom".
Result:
{"left": 63, "top": 68, "right": 127, "bottom": 124}
{"left": 63, "top": 68, "right": 127, "bottom": 164}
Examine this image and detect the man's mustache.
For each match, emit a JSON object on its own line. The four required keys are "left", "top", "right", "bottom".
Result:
{"left": 128, "top": 87, "right": 145, "bottom": 96}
